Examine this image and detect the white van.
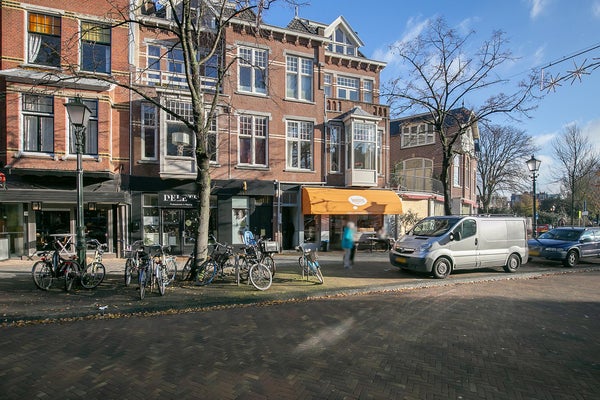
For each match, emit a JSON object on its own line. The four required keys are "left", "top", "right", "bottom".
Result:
{"left": 389, "top": 215, "right": 528, "bottom": 279}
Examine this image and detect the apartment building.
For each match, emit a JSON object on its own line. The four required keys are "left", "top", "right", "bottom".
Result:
{"left": 389, "top": 108, "right": 479, "bottom": 220}
{"left": 0, "top": 0, "right": 399, "bottom": 258}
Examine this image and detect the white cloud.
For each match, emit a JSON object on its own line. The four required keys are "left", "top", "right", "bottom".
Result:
{"left": 528, "top": 0, "right": 549, "bottom": 19}
{"left": 581, "top": 117, "right": 600, "bottom": 152}
{"left": 371, "top": 16, "right": 430, "bottom": 65}
{"left": 593, "top": 1, "right": 600, "bottom": 18}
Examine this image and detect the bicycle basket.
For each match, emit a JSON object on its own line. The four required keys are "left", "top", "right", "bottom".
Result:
{"left": 307, "top": 251, "right": 318, "bottom": 262}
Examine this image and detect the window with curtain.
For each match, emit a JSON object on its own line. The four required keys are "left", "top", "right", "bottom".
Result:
{"left": 238, "top": 47, "right": 267, "bottom": 94}
{"left": 239, "top": 115, "right": 267, "bottom": 166}
{"left": 286, "top": 55, "right": 313, "bottom": 101}
{"left": 81, "top": 22, "right": 111, "bottom": 73}
{"left": 69, "top": 98, "right": 98, "bottom": 155}
{"left": 286, "top": 120, "right": 313, "bottom": 170}
{"left": 23, "top": 94, "right": 54, "bottom": 153}
{"left": 28, "top": 13, "right": 61, "bottom": 67}
{"left": 402, "top": 158, "right": 433, "bottom": 191}
{"left": 141, "top": 103, "right": 157, "bottom": 160}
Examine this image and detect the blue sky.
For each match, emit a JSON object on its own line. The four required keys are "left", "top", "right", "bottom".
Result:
{"left": 263, "top": 0, "right": 600, "bottom": 194}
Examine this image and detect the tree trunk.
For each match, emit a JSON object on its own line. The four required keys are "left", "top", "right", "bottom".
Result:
{"left": 194, "top": 154, "right": 212, "bottom": 270}
{"left": 440, "top": 154, "right": 453, "bottom": 215}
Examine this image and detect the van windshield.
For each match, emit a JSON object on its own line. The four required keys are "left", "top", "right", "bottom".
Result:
{"left": 411, "top": 217, "right": 461, "bottom": 237}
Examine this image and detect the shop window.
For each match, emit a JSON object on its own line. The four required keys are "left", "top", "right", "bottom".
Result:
{"left": 143, "top": 194, "right": 159, "bottom": 245}
{"left": 303, "top": 215, "right": 317, "bottom": 243}
{"left": 232, "top": 197, "right": 249, "bottom": 245}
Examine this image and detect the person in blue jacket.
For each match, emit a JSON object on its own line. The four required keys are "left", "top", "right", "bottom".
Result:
{"left": 342, "top": 221, "right": 356, "bottom": 269}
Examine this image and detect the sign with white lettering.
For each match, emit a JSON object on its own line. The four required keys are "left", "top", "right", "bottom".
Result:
{"left": 159, "top": 193, "right": 199, "bottom": 208}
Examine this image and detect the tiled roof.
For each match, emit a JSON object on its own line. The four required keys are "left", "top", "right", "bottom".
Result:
{"left": 286, "top": 17, "right": 322, "bottom": 35}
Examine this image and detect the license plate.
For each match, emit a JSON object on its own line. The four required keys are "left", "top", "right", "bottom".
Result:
{"left": 395, "top": 256, "right": 406, "bottom": 264}
{"left": 529, "top": 250, "right": 540, "bottom": 256}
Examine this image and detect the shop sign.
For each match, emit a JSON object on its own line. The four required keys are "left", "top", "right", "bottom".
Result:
{"left": 159, "top": 193, "right": 199, "bottom": 208}
{"left": 348, "top": 195, "right": 368, "bottom": 210}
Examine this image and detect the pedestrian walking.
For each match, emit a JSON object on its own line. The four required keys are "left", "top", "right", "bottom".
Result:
{"left": 342, "top": 221, "right": 356, "bottom": 269}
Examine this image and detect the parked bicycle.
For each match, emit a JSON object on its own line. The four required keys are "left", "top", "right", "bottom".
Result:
{"left": 124, "top": 240, "right": 146, "bottom": 286}
{"left": 195, "top": 235, "right": 272, "bottom": 291}
{"left": 241, "top": 231, "right": 277, "bottom": 277}
{"left": 296, "top": 243, "right": 324, "bottom": 284}
{"left": 68, "top": 239, "right": 107, "bottom": 291}
{"left": 32, "top": 239, "right": 105, "bottom": 291}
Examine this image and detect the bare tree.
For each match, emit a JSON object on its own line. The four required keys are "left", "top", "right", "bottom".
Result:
{"left": 552, "top": 124, "right": 599, "bottom": 225}
{"left": 56, "top": 0, "right": 287, "bottom": 271}
{"left": 383, "top": 17, "right": 540, "bottom": 215}
{"left": 477, "top": 123, "right": 539, "bottom": 213}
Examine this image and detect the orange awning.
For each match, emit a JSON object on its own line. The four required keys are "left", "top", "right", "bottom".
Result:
{"left": 302, "top": 187, "right": 403, "bottom": 215}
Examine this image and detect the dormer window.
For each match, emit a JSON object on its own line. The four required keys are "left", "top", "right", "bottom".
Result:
{"left": 328, "top": 27, "right": 356, "bottom": 56}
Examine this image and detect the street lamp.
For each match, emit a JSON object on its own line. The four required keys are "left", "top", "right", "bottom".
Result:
{"left": 65, "top": 97, "right": 92, "bottom": 265}
{"left": 526, "top": 155, "right": 542, "bottom": 238}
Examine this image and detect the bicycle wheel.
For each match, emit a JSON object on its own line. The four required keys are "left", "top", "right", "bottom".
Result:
{"left": 63, "top": 261, "right": 77, "bottom": 292}
{"left": 165, "top": 257, "right": 177, "bottom": 284}
{"left": 32, "top": 261, "right": 53, "bottom": 291}
{"left": 139, "top": 268, "right": 147, "bottom": 300}
{"left": 195, "top": 260, "right": 217, "bottom": 286}
{"left": 262, "top": 255, "right": 276, "bottom": 277}
{"left": 249, "top": 262, "right": 272, "bottom": 291}
{"left": 81, "top": 262, "right": 106, "bottom": 289}
{"left": 180, "top": 256, "right": 192, "bottom": 280}
{"left": 156, "top": 266, "right": 166, "bottom": 296}
{"left": 124, "top": 258, "right": 136, "bottom": 286}
{"left": 313, "top": 264, "right": 324, "bottom": 284}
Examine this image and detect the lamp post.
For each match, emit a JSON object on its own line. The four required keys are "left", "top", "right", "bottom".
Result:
{"left": 65, "top": 97, "right": 92, "bottom": 265}
{"left": 526, "top": 155, "right": 541, "bottom": 238}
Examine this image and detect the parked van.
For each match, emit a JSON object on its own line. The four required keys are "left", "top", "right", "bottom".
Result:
{"left": 389, "top": 215, "right": 528, "bottom": 278}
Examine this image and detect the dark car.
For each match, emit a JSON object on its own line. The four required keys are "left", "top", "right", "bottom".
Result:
{"left": 528, "top": 227, "right": 600, "bottom": 267}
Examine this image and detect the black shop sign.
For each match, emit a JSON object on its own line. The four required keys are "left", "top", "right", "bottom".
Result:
{"left": 159, "top": 193, "right": 199, "bottom": 208}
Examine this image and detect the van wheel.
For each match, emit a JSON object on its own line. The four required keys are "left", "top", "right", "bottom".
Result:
{"left": 563, "top": 250, "right": 578, "bottom": 268}
{"left": 432, "top": 257, "right": 451, "bottom": 279}
{"left": 503, "top": 253, "right": 521, "bottom": 273}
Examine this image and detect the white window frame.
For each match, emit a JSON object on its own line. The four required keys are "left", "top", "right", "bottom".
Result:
{"left": 401, "top": 123, "right": 435, "bottom": 148}
{"left": 336, "top": 76, "right": 359, "bottom": 100}
{"left": 351, "top": 122, "right": 376, "bottom": 170}
{"left": 80, "top": 21, "right": 111, "bottom": 74}
{"left": 328, "top": 123, "right": 342, "bottom": 173}
{"left": 27, "top": 12, "right": 61, "bottom": 67}
{"left": 238, "top": 46, "right": 267, "bottom": 95}
{"left": 453, "top": 154, "right": 461, "bottom": 187}
{"left": 286, "top": 120, "right": 313, "bottom": 170}
{"left": 238, "top": 115, "right": 267, "bottom": 167}
{"left": 363, "top": 79, "right": 374, "bottom": 103}
{"left": 141, "top": 103, "right": 158, "bottom": 160}
{"left": 22, "top": 94, "right": 54, "bottom": 153}
{"left": 68, "top": 98, "right": 98, "bottom": 156}
{"left": 286, "top": 55, "right": 313, "bottom": 101}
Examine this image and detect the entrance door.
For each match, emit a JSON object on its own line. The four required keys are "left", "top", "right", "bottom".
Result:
{"left": 162, "top": 209, "right": 198, "bottom": 255}
{"left": 162, "top": 209, "right": 182, "bottom": 254}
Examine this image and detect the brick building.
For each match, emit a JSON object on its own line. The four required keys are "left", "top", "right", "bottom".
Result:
{"left": 0, "top": 0, "right": 400, "bottom": 258}
{"left": 389, "top": 108, "right": 479, "bottom": 221}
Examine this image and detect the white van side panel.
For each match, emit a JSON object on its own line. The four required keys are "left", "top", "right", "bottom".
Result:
{"left": 478, "top": 220, "right": 511, "bottom": 267}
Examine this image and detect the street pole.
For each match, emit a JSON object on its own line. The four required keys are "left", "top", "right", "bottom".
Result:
{"left": 65, "top": 97, "right": 92, "bottom": 266}
{"left": 75, "top": 126, "right": 86, "bottom": 265}
{"left": 526, "top": 155, "right": 541, "bottom": 238}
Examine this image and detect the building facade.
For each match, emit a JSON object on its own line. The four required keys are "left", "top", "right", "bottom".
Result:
{"left": 389, "top": 109, "right": 479, "bottom": 222}
{"left": 0, "top": 0, "right": 401, "bottom": 258}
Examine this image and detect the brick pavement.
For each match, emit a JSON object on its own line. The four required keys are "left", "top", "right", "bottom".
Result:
{"left": 0, "top": 270, "right": 598, "bottom": 399}
{"left": 1, "top": 251, "right": 600, "bottom": 325}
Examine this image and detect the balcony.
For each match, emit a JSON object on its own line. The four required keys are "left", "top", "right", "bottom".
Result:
{"left": 396, "top": 176, "right": 443, "bottom": 194}
{"left": 139, "top": 69, "right": 217, "bottom": 91}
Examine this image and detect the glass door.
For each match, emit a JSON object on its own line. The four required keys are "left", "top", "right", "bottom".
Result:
{"left": 162, "top": 209, "right": 181, "bottom": 254}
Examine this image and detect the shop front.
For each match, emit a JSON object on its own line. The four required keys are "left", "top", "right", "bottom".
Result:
{"left": 301, "top": 187, "right": 403, "bottom": 250}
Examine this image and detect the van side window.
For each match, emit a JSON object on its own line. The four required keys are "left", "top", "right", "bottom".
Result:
{"left": 457, "top": 219, "right": 477, "bottom": 239}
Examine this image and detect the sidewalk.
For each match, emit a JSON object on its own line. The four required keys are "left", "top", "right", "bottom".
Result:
{"left": 2, "top": 251, "right": 600, "bottom": 325}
